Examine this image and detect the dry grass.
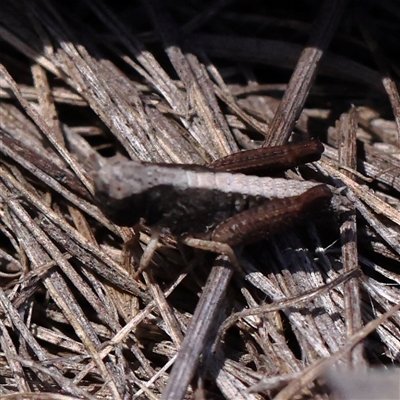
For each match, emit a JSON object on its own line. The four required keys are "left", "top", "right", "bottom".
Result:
{"left": 1, "top": 1, "right": 400, "bottom": 399}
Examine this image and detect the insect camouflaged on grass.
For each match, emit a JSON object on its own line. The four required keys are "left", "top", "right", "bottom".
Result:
{"left": 93, "top": 139, "right": 332, "bottom": 272}
{"left": 93, "top": 139, "right": 333, "bottom": 400}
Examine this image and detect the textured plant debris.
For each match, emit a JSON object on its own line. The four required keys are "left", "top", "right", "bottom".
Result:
{"left": 1, "top": 1, "right": 400, "bottom": 399}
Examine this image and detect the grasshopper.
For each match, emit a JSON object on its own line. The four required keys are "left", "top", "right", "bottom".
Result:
{"left": 93, "top": 139, "right": 331, "bottom": 272}
{"left": 93, "top": 139, "right": 332, "bottom": 399}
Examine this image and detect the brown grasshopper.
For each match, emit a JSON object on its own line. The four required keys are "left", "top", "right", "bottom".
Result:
{"left": 93, "top": 139, "right": 331, "bottom": 274}
{"left": 93, "top": 139, "right": 332, "bottom": 399}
